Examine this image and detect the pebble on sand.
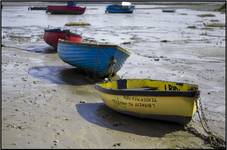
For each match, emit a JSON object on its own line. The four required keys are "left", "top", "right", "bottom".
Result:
{"left": 160, "top": 40, "right": 170, "bottom": 43}
{"left": 80, "top": 100, "right": 86, "bottom": 103}
{"left": 113, "top": 143, "right": 121, "bottom": 147}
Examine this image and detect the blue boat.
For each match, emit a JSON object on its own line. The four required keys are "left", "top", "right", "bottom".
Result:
{"left": 105, "top": 2, "right": 135, "bottom": 13}
{"left": 57, "top": 40, "right": 130, "bottom": 78}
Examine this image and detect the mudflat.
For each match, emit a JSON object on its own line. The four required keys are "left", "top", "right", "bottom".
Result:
{"left": 2, "top": 2, "right": 225, "bottom": 149}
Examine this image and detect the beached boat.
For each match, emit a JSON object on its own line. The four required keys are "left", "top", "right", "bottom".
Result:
{"left": 105, "top": 2, "right": 135, "bottom": 13}
{"left": 46, "top": 1, "right": 86, "bottom": 15}
{"left": 57, "top": 40, "right": 130, "bottom": 78}
{"left": 95, "top": 79, "right": 200, "bottom": 125}
{"left": 43, "top": 28, "right": 82, "bottom": 49}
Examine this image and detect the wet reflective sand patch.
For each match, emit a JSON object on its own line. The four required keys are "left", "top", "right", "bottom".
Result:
{"left": 28, "top": 66, "right": 103, "bottom": 85}
{"left": 19, "top": 44, "right": 56, "bottom": 53}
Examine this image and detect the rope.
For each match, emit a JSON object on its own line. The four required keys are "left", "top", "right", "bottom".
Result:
{"left": 196, "top": 98, "right": 212, "bottom": 134}
{"left": 185, "top": 97, "right": 226, "bottom": 148}
{"left": 195, "top": 97, "right": 225, "bottom": 148}
{"left": 2, "top": 44, "right": 28, "bottom": 51}
{"left": 107, "top": 57, "right": 117, "bottom": 79}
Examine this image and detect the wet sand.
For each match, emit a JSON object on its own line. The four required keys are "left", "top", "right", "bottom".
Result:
{"left": 2, "top": 2, "right": 225, "bottom": 149}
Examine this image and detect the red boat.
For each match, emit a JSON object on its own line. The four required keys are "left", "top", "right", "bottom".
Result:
{"left": 43, "top": 28, "right": 82, "bottom": 48}
{"left": 46, "top": 6, "right": 86, "bottom": 15}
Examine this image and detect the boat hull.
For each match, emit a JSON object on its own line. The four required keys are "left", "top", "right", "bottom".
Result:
{"left": 106, "top": 5, "right": 135, "bottom": 13}
{"left": 95, "top": 79, "right": 199, "bottom": 125}
{"left": 46, "top": 6, "right": 86, "bottom": 15}
{"left": 57, "top": 40, "right": 130, "bottom": 78}
{"left": 43, "top": 29, "right": 82, "bottom": 48}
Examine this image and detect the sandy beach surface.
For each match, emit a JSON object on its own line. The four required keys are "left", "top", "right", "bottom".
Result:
{"left": 2, "top": 2, "right": 225, "bottom": 149}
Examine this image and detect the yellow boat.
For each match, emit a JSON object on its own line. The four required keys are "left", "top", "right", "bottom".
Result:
{"left": 95, "top": 79, "right": 200, "bottom": 125}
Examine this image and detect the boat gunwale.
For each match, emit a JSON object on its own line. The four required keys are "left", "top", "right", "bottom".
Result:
{"left": 58, "top": 39, "right": 131, "bottom": 56}
{"left": 95, "top": 79, "right": 200, "bottom": 97}
{"left": 46, "top": 6, "right": 86, "bottom": 12}
{"left": 44, "top": 29, "right": 82, "bottom": 37}
{"left": 47, "top": 5, "right": 86, "bottom": 9}
{"left": 44, "top": 28, "right": 69, "bottom": 33}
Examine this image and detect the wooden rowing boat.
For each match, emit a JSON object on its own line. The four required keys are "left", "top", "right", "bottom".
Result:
{"left": 57, "top": 40, "right": 130, "bottom": 78}
{"left": 95, "top": 79, "right": 200, "bottom": 125}
{"left": 105, "top": 2, "right": 135, "bottom": 13}
{"left": 43, "top": 28, "right": 82, "bottom": 49}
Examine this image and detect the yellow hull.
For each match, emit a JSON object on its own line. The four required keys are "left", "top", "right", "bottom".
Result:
{"left": 95, "top": 79, "right": 199, "bottom": 125}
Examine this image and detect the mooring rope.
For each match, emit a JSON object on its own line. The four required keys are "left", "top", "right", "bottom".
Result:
{"left": 185, "top": 97, "right": 226, "bottom": 149}
{"left": 107, "top": 57, "right": 117, "bottom": 80}
{"left": 2, "top": 44, "right": 28, "bottom": 51}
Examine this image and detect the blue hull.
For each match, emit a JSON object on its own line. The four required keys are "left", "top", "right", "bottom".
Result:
{"left": 57, "top": 40, "right": 130, "bottom": 78}
{"left": 106, "top": 5, "right": 135, "bottom": 13}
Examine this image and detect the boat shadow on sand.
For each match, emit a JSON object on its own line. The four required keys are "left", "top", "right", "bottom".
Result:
{"left": 28, "top": 66, "right": 104, "bottom": 85}
{"left": 76, "top": 103, "right": 185, "bottom": 137}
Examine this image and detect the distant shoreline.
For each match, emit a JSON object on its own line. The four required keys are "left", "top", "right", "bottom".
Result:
{"left": 2, "top": 0, "right": 225, "bottom": 6}
{"left": 2, "top": 0, "right": 226, "bottom": 2}
{"left": 2, "top": 0, "right": 225, "bottom": 11}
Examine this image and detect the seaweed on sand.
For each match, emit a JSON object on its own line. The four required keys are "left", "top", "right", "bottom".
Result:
{"left": 197, "top": 14, "right": 215, "bottom": 17}
{"left": 215, "top": 3, "right": 226, "bottom": 12}
{"left": 205, "top": 23, "right": 225, "bottom": 28}
{"left": 65, "top": 22, "right": 91, "bottom": 26}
